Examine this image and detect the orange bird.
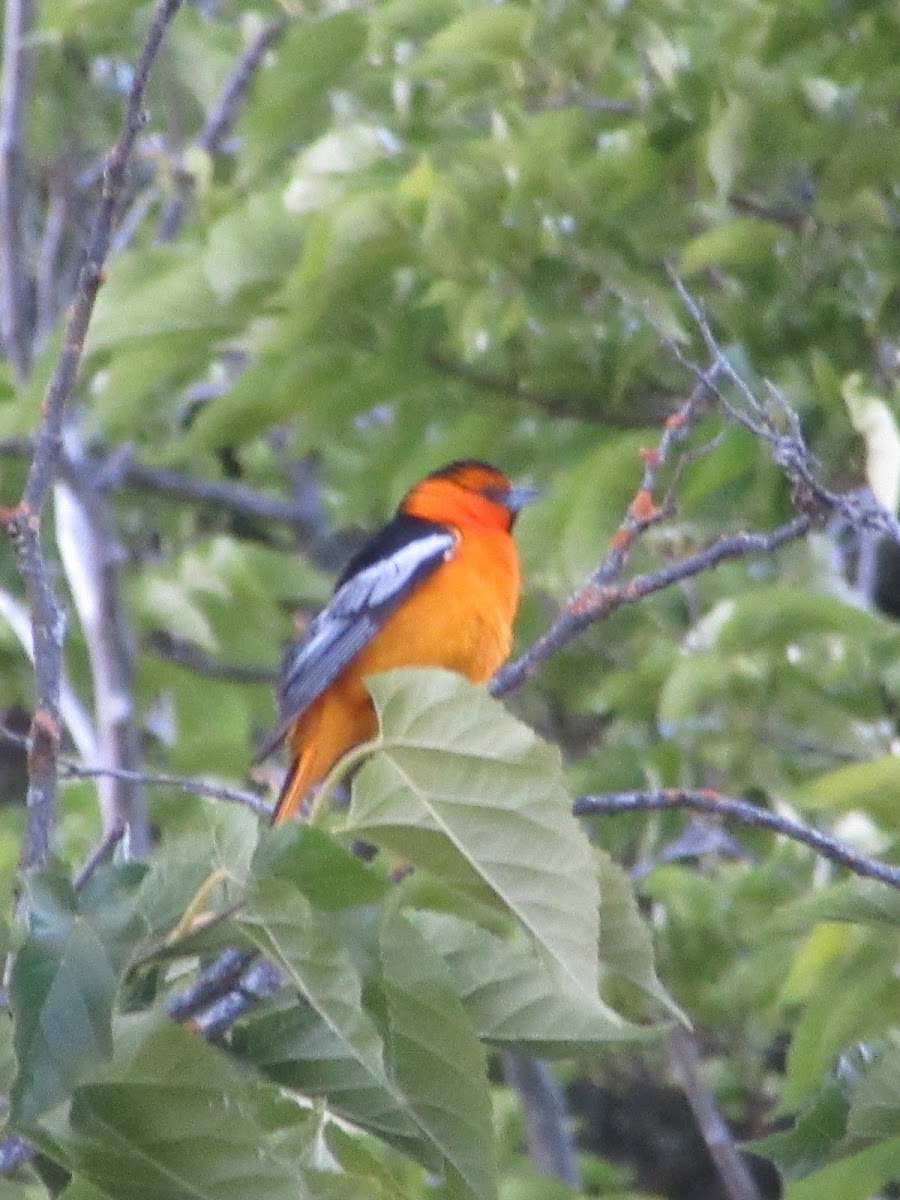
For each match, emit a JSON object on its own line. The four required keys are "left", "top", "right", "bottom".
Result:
{"left": 263, "top": 460, "right": 537, "bottom": 822}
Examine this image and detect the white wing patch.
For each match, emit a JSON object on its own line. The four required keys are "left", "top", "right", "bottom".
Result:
{"left": 268, "top": 528, "right": 456, "bottom": 743}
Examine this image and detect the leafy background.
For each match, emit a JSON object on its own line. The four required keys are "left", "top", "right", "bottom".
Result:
{"left": 0, "top": 0, "right": 899, "bottom": 1197}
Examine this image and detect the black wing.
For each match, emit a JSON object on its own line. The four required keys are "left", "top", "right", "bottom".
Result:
{"left": 257, "top": 515, "right": 456, "bottom": 758}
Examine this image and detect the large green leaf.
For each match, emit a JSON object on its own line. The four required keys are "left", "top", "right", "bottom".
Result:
{"left": 86, "top": 248, "right": 238, "bottom": 351}
{"left": 238, "top": 13, "right": 368, "bottom": 183}
{"left": 343, "top": 669, "right": 600, "bottom": 1000}
{"left": 10, "top": 862, "right": 141, "bottom": 1126}
{"left": 203, "top": 192, "right": 302, "bottom": 303}
{"left": 783, "top": 942, "right": 900, "bottom": 1105}
{"left": 131, "top": 803, "right": 258, "bottom": 956}
{"left": 409, "top": 912, "right": 646, "bottom": 1051}
{"left": 784, "top": 1138, "right": 900, "bottom": 1200}
{"left": 39, "top": 1015, "right": 303, "bottom": 1200}
{"left": 234, "top": 994, "right": 425, "bottom": 1157}
{"left": 236, "top": 877, "right": 391, "bottom": 1108}
{"left": 250, "top": 823, "right": 388, "bottom": 912}
{"left": 377, "top": 911, "right": 497, "bottom": 1200}
{"left": 688, "top": 587, "right": 892, "bottom": 652}
{"left": 235, "top": 874, "right": 497, "bottom": 1200}
{"left": 595, "top": 847, "right": 685, "bottom": 1022}
{"left": 752, "top": 1081, "right": 849, "bottom": 1180}
{"left": 772, "top": 880, "right": 900, "bottom": 932}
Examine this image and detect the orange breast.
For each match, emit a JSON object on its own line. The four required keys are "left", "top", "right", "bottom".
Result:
{"left": 353, "top": 522, "right": 520, "bottom": 686}
{"left": 279, "top": 521, "right": 521, "bottom": 819}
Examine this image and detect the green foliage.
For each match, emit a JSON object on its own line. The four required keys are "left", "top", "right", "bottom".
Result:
{"left": 3, "top": 0, "right": 900, "bottom": 1195}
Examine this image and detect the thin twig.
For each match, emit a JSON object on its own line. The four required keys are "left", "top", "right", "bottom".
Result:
{"left": 72, "top": 823, "right": 126, "bottom": 890}
{"left": 0, "top": 586, "right": 98, "bottom": 761}
{"left": 574, "top": 790, "right": 900, "bottom": 889}
{"left": 2, "top": 0, "right": 185, "bottom": 872}
{"left": 59, "top": 766, "right": 900, "bottom": 888}
{"left": 729, "top": 192, "right": 810, "bottom": 234}
{"left": 491, "top": 381, "right": 719, "bottom": 695}
{"left": 110, "top": 452, "right": 322, "bottom": 533}
{"left": 532, "top": 93, "right": 639, "bottom": 116}
{"left": 146, "top": 630, "right": 276, "bottom": 684}
{"left": 157, "top": 17, "right": 287, "bottom": 238}
{"left": 0, "top": 0, "right": 34, "bottom": 381}
{"left": 0, "top": 437, "right": 332, "bottom": 541}
{"left": 667, "top": 1026, "right": 762, "bottom": 1200}
{"left": 199, "top": 19, "right": 287, "bottom": 155}
{"left": 493, "top": 515, "right": 811, "bottom": 695}
{"left": 56, "top": 443, "right": 151, "bottom": 852}
{"left": 501, "top": 1052, "right": 582, "bottom": 1187}
{"left": 667, "top": 269, "right": 900, "bottom": 548}
{"left": 60, "top": 761, "right": 273, "bottom": 818}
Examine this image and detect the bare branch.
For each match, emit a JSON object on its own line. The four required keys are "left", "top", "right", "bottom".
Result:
{"left": 0, "top": 0, "right": 34, "bottom": 381}
{"left": 109, "top": 451, "right": 324, "bottom": 534}
{"left": 667, "top": 269, "right": 900, "bottom": 547}
{"left": 56, "top": 442, "right": 151, "bottom": 853}
{"left": 166, "top": 947, "right": 259, "bottom": 1024}
{"left": 60, "top": 761, "right": 273, "bottom": 818}
{"left": 0, "top": 1135, "right": 32, "bottom": 1178}
{"left": 187, "top": 958, "right": 282, "bottom": 1039}
{"left": 531, "top": 92, "right": 639, "bottom": 116}
{"left": 0, "top": 586, "right": 98, "bottom": 761}
{"left": 493, "top": 515, "right": 811, "bottom": 696}
{"left": 146, "top": 630, "right": 276, "bottom": 685}
{"left": 1, "top": 437, "right": 333, "bottom": 542}
{"left": 667, "top": 1026, "right": 762, "bottom": 1200}
{"left": 72, "top": 823, "right": 126, "bottom": 890}
{"left": 2, "top": 0, "right": 185, "bottom": 871}
{"left": 501, "top": 1053, "right": 582, "bottom": 1187}
{"left": 157, "top": 17, "right": 287, "bottom": 239}
{"left": 574, "top": 789, "right": 900, "bottom": 890}
{"left": 199, "top": 19, "right": 287, "bottom": 156}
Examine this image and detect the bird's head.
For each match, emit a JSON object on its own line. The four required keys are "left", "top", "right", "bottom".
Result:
{"left": 402, "top": 459, "right": 539, "bottom": 531}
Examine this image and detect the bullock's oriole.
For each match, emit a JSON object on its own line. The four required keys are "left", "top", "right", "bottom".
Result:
{"left": 262, "top": 460, "right": 536, "bottom": 822}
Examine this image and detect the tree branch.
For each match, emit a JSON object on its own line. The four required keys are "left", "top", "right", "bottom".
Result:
{"left": 157, "top": 17, "right": 287, "bottom": 239}
{"left": 60, "top": 761, "right": 273, "bottom": 819}
{"left": 34, "top": 188, "right": 67, "bottom": 347}
{"left": 0, "top": 587, "right": 98, "bottom": 762}
{"left": 0, "top": 438, "right": 336, "bottom": 546}
{"left": 199, "top": 19, "right": 287, "bottom": 156}
{"left": 667, "top": 269, "right": 900, "bottom": 548}
{"left": 1, "top": 0, "right": 185, "bottom": 872}
{"left": 145, "top": 630, "right": 276, "bottom": 685}
{"left": 108, "top": 451, "right": 324, "bottom": 535}
{"left": 494, "top": 509, "right": 811, "bottom": 695}
{"left": 56, "top": 442, "right": 151, "bottom": 853}
{"left": 667, "top": 1026, "right": 762, "bottom": 1200}
{"left": 574, "top": 790, "right": 900, "bottom": 889}
{"left": 0, "top": 0, "right": 34, "bottom": 381}
{"left": 501, "top": 1052, "right": 582, "bottom": 1187}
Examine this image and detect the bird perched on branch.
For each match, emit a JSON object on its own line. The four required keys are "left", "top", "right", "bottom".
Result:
{"left": 260, "top": 460, "right": 537, "bottom": 822}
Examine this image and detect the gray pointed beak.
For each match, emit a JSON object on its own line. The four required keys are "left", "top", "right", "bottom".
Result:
{"left": 504, "top": 484, "right": 541, "bottom": 513}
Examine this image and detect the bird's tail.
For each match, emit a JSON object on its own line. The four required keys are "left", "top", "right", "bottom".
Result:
{"left": 271, "top": 743, "right": 318, "bottom": 823}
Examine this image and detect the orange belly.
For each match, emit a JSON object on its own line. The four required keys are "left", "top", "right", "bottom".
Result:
{"left": 275, "top": 526, "right": 520, "bottom": 821}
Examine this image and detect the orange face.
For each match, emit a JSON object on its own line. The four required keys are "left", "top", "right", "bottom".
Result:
{"left": 402, "top": 460, "right": 535, "bottom": 532}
